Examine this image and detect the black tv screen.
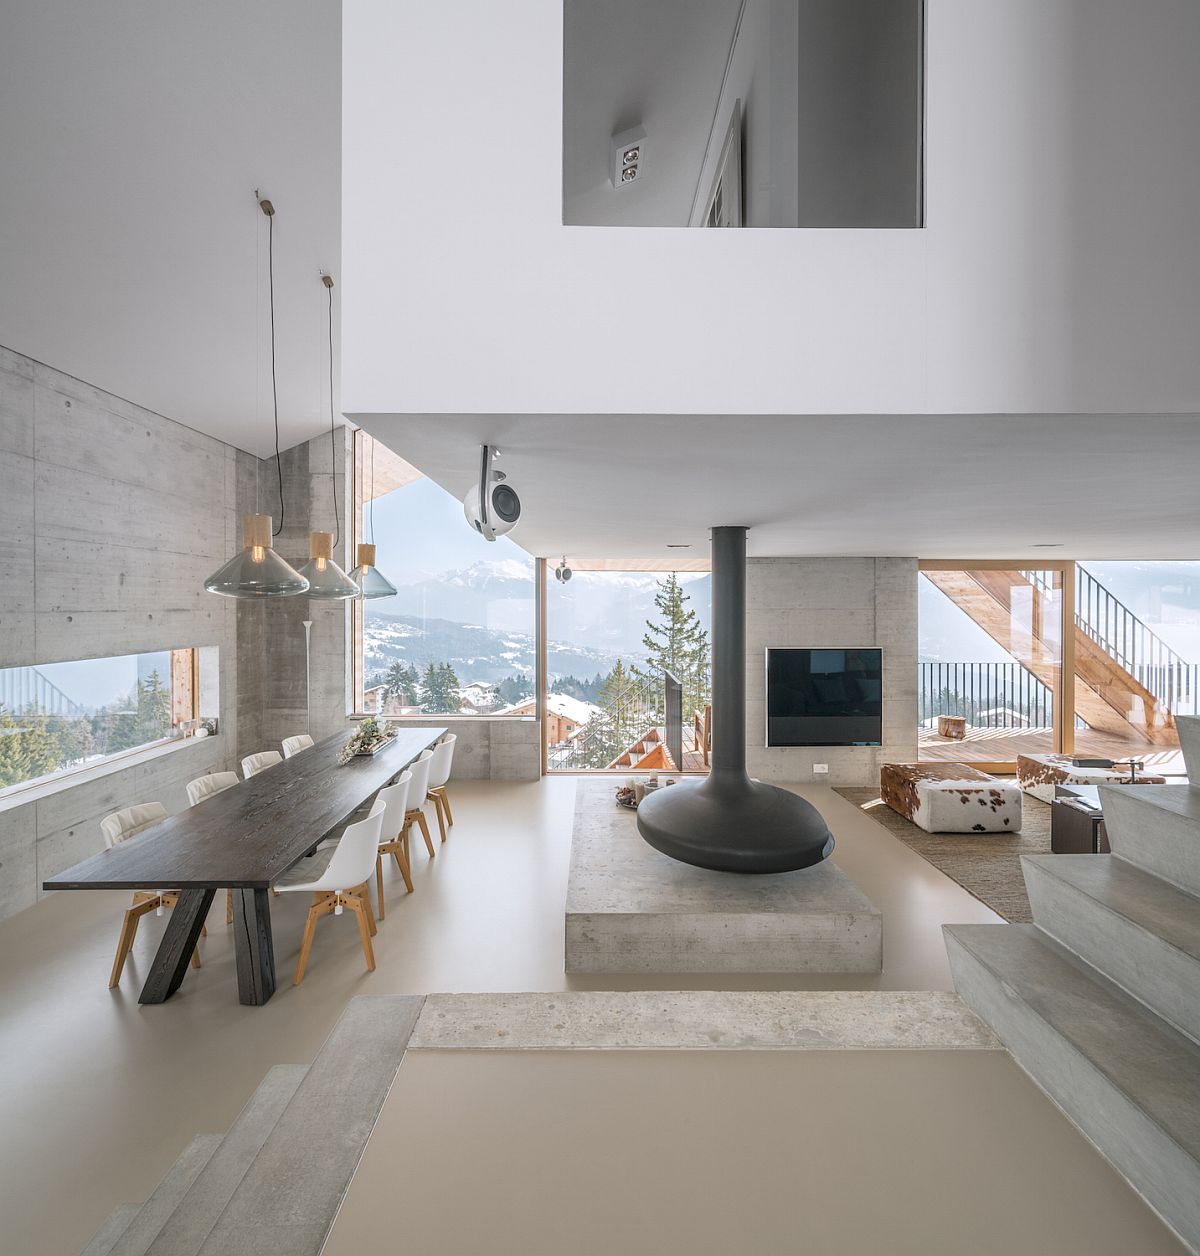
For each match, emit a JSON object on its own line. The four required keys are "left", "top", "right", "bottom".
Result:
{"left": 766, "top": 648, "right": 883, "bottom": 747}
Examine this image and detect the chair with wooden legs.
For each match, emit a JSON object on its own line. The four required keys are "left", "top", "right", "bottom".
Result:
{"left": 274, "top": 798, "right": 385, "bottom": 985}
{"left": 403, "top": 749, "right": 437, "bottom": 859}
{"left": 425, "top": 733, "right": 457, "bottom": 842}
{"left": 241, "top": 750, "right": 283, "bottom": 778}
{"left": 281, "top": 734, "right": 314, "bottom": 759}
{"left": 102, "top": 803, "right": 202, "bottom": 989}
{"left": 372, "top": 771, "right": 414, "bottom": 919}
{"left": 186, "top": 772, "right": 240, "bottom": 923}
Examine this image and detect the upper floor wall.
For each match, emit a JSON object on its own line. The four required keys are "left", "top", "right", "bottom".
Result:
{"left": 342, "top": 0, "right": 1200, "bottom": 418}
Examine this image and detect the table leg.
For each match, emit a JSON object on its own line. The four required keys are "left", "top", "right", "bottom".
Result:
{"left": 232, "top": 888, "right": 277, "bottom": 1006}
{"left": 139, "top": 888, "right": 215, "bottom": 1004}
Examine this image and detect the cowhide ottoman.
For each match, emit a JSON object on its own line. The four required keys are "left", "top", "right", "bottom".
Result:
{"left": 1015, "top": 753, "right": 1167, "bottom": 803}
{"left": 880, "top": 762, "right": 1023, "bottom": 834}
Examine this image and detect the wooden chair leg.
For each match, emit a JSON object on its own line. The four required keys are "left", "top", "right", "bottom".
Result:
{"left": 109, "top": 898, "right": 154, "bottom": 988}
{"left": 356, "top": 881, "right": 377, "bottom": 936}
{"left": 433, "top": 785, "right": 454, "bottom": 828}
{"left": 226, "top": 888, "right": 234, "bottom": 925}
{"left": 394, "top": 840, "right": 414, "bottom": 894}
{"left": 294, "top": 893, "right": 331, "bottom": 986}
{"left": 407, "top": 809, "right": 435, "bottom": 857}
{"left": 375, "top": 853, "right": 386, "bottom": 921}
{"left": 429, "top": 791, "right": 447, "bottom": 842}
{"left": 350, "top": 896, "right": 376, "bottom": 972}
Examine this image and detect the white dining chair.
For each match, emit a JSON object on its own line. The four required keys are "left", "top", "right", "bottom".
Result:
{"left": 281, "top": 734, "right": 315, "bottom": 759}
{"left": 102, "top": 803, "right": 202, "bottom": 988}
{"left": 274, "top": 797, "right": 384, "bottom": 985}
{"left": 425, "top": 733, "right": 457, "bottom": 841}
{"left": 186, "top": 772, "right": 240, "bottom": 923}
{"left": 403, "top": 749, "right": 437, "bottom": 858}
{"left": 241, "top": 750, "right": 283, "bottom": 778}
{"left": 373, "top": 771, "right": 414, "bottom": 917}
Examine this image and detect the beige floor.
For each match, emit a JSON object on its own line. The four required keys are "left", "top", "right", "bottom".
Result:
{"left": 326, "top": 1050, "right": 1185, "bottom": 1256}
{"left": 0, "top": 778, "right": 1169, "bottom": 1253}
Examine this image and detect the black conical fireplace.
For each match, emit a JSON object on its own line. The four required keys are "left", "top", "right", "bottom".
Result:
{"left": 637, "top": 527, "right": 835, "bottom": 874}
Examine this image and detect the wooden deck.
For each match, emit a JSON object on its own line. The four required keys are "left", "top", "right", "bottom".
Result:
{"left": 919, "top": 726, "right": 1185, "bottom": 775}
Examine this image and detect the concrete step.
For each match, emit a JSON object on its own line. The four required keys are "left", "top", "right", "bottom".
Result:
{"left": 81, "top": 1204, "right": 140, "bottom": 1256}
{"left": 142, "top": 1065, "right": 307, "bottom": 1256}
{"left": 107, "top": 1135, "right": 224, "bottom": 1256}
{"left": 945, "top": 923, "right": 1200, "bottom": 1253}
{"left": 195, "top": 995, "right": 424, "bottom": 1256}
{"left": 1177, "top": 714, "right": 1199, "bottom": 781}
{"left": 1099, "top": 784, "right": 1200, "bottom": 896}
{"left": 1023, "top": 854, "right": 1200, "bottom": 1045}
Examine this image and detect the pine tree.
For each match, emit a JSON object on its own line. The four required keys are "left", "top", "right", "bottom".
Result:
{"left": 0, "top": 704, "right": 66, "bottom": 788}
{"left": 631, "top": 574, "right": 711, "bottom": 717}
{"left": 579, "top": 658, "right": 645, "bottom": 768}
{"left": 384, "top": 661, "right": 422, "bottom": 706}
{"left": 420, "top": 661, "right": 462, "bottom": 713}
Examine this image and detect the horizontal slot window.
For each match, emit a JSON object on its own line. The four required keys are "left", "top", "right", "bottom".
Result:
{"left": 0, "top": 648, "right": 205, "bottom": 796}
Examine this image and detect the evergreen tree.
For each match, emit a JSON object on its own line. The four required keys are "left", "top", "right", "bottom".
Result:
{"left": 384, "top": 661, "right": 422, "bottom": 706}
{"left": 421, "top": 661, "right": 462, "bottom": 713}
{"left": 0, "top": 704, "right": 67, "bottom": 788}
{"left": 496, "top": 673, "right": 534, "bottom": 705}
{"left": 579, "top": 658, "right": 644, "bottom": 768}
{"left": 631, "top": 574, "right": 711, "bottom": 717}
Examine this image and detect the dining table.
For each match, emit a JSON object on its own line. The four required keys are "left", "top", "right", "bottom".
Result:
{"left": 42, "top": 725, "right": 447, "bottom": 1006}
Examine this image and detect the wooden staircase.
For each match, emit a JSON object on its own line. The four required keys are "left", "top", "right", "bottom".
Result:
{"left": 924, "top": 568, "right": 1176, "bottom": 746}
{"left": 607, "top": 726, "right": 678, "bottom": 771}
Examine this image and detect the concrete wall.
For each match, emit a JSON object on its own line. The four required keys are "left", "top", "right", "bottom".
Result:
{"left": 386, "top": 717, "right": 541, "bottom": 781}
{"left": 745, "top": 557, "right": 917, "bottom": 786}
{"left": 343, "top": 0, "right": 1200, "bottom": 417}
{"left": 0, "top": 345, "right": 248, "bottom": 920}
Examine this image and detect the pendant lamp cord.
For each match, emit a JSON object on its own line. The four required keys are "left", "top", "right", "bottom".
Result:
{"left": 327, "top": 278, "right": 340, "bottom": 547}
{"left": 267, "top": 208, "right": 285, "bottom": 536}
{"left": 369, "top": 436, "right": 376, "bottom": 546}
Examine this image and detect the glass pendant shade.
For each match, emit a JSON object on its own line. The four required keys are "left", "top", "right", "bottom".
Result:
{"left": 350, "top": 542, "right": 398, "bottom": 599}
{"left": 297, "top": 532, "right": 360, "bottom": 600}
{"left": 205, "top": 514, "right": 310, "bottom": 598}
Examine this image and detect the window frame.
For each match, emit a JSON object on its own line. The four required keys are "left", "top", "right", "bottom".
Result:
{"left": 0, "top": 646, "right": 202, "bottom": 801}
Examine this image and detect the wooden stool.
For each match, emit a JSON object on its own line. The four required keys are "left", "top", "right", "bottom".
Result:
{"left": 937, "top": 714, "right": 967, "bottom": 740}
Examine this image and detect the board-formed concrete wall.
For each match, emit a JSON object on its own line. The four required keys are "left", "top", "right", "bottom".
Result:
{"left": 0, "top": 346, "right": 542, "bottom": 922}
{"left": 0, "top": 345, "right": 248, "bottom": 919}
{"left": 744, "top": 557, "right": 917, "bottom": 787}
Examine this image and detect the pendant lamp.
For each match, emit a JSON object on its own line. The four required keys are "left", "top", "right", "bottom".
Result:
{"left": 296, "top": 274, "right": 359, "bottom": 600}
{"left": 206, "top": 513, "right": 309, "bottom": 597}
{"left": 350, "top": 435, "right": 398, "bottom": 599}
{"left": 350, "top": 542, "right": 398, "bottom": 599}
{"left": 205, "top": 196, "right": 308, "bottom": 598}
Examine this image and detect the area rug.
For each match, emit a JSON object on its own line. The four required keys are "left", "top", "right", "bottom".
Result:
{"left": 834, "top": 788, "right": 1051, "bottom": 923}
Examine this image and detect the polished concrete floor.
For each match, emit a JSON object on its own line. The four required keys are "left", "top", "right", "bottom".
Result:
{"left": 0, "top": 778, "right": 1174, "bottom": 1253}
{"left": 327, "top": 1050, "right": 1185, "bottom": 1256}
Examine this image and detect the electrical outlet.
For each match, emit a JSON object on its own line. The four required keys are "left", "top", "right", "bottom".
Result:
{"left": 813, "top": 763, "right": 829, "bottom": 776}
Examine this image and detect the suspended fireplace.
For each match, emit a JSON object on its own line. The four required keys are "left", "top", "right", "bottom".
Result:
{"left": 637, "top": 527, "right": 835, "bottom": 874}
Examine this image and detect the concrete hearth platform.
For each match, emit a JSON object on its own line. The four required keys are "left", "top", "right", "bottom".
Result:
{"left": 566, "top": 781, "right": 882, "bottom": 973}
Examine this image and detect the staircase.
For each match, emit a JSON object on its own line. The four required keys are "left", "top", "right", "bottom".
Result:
{"left": 77, "top": 996, "right": 423, "bottom": 1256}
{"left": 945, "top": 716, "right": 1200, "bottom": 1252}
{"left": 923, "top": 566, "right": 1181, "bottom": 745}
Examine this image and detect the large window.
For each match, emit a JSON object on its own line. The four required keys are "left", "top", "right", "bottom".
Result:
{"left": 919, "top": 560, "right": 1197, "bottom": 775}
{"left": 352, "top": 432, "right": 535, "bottom": 716}
{"left": 546, "top": 563, "right": 711, "bottom": 772}
{"left": 0, "top": 648, "right": 198, "bottom": 794}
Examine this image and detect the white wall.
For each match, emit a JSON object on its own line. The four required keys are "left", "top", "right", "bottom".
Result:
{"left": 342, "top": 0, "right": 1200, "bottom": 418}
{"left": 745, "top": 557, "right": 917, "bottom": 786}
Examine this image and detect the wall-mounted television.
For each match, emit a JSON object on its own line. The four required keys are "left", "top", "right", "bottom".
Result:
{"left": 765, "top": 648, "right": 883, "bottom": 747}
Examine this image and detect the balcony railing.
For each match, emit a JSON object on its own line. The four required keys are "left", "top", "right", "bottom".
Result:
{"left": 919, "top": 661, "right": 1053, "bottom": 730}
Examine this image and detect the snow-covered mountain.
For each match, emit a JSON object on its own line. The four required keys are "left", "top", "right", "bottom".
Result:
{"left": 365, "top": 561, "right": 710, "bottom": 655}
{"left": 363, "top": 611, "right": 632, "bottom": 685}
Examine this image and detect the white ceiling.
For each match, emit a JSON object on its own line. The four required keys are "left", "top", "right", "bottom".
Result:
{"left": 0, "top": 0, "right": 340, "bottom": 458}
{"left": 354, "top": 411, "right": 1200, "bottom": 560}
{"left": 561, "top": 0, "right": 742, "bottom": 226}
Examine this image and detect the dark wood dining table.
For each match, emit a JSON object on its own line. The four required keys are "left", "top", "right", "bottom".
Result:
{"left": 42, "top": 726, "right": 447, "bottom": 1006}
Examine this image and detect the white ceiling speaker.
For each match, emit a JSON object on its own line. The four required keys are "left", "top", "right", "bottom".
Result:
{"left": 611, "top": 124, "right": 646, "bottom": 188}
{"left": 554, "top": 556, "right": 573, "bottom": 583}
{"left": 463, "top": 444, "right": 521, "bottom": 541}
